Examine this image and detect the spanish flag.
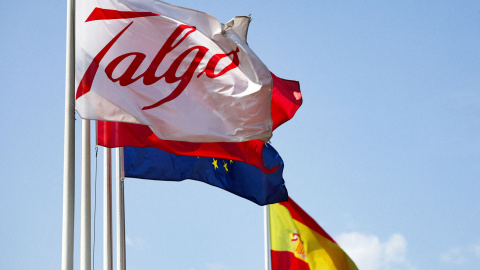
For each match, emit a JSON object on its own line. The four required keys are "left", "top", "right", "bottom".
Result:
{"left": 269, "top": 198, "right": 358, "bottom": 270}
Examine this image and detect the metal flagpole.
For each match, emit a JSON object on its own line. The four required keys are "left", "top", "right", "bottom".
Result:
{"left": 61, "top": 0, "right": 75, "bottom": 268}
{"left": 80, "top": 120, "right": 91, "bottom": 270}
{"left": 104, "top": 148, "right": 113, "bottom": 270}
{"left": 116, "top": 148, "right": 126, "bottom": 270}
{"left": 264, "top": 205, "right": 272, "bottom": 270}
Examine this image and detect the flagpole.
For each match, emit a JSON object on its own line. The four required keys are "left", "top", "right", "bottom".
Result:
{"left": 80, "top": 120, "right": 91, "bottom": 270}
{"left": 116, "top": 148, "right": 126, "bottom": 270}
{"left": 264, "top": 205, "right": 272, "bottom": 270}
{"left": 61, "top": 0, "right": 75, "bottom": 268}
{"left": 104, "top": 148, "right": 113, "bottom": 270}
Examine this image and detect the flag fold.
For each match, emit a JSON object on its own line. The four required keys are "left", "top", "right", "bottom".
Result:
{"left": 97, "top": 72, "right": 302, "bottom": 173}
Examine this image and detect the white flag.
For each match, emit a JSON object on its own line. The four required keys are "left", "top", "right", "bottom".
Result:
{"left": 75, "top": 0, "right": 272, "bottom": 142}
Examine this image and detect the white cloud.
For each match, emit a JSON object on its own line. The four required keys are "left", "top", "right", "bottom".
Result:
{"left": 205, "top": 262, "right": 229, "bottom": 270}
{"left": 439, "top": 243, "right": 480, "bottom": 265}
{"left": 125, "top": 235, "right": 133, "bottom": 246}
{"left": 474, "top": 245, "right": 480, "bottom": 258}
{"left": 440, "top": 247, "right": 466, "bottom": 265}
{"left": 336, "top": 232, "right": 415, "bottom": 270}
{"left": 125, "top": 235, "right": 146, "bottom": 248}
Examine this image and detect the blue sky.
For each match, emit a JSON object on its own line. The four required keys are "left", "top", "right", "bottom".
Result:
{"left": 1, "top": 0, "right": 479, "bottom": 269}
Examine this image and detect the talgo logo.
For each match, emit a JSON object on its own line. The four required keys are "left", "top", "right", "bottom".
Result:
{"left": 76, "top": 8, "right": 240, "bottom": 110}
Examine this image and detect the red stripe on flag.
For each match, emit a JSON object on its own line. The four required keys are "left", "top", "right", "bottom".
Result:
{"left": 85, "top": 7, "right": 160, "bottom": 22}
{"left": 271, "top": 250, "right": 310, "bottom": 270}
{"left": 97, "top": 121, "right": 276, "bottom": 173}
{"left": 270, "top": 73, "right": 302, "bottom": 130}
{"left": 279, "top": 198, "right": 337, "bottom": 244}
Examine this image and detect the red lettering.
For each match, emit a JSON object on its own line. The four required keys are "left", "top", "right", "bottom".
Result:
{"left": 142, "top": 46, "right": 208, "bottom": 110}
{"left": 76, "top": 22, "right": 133, "bottom": 99}
{"left": 198, "top": 47, "right": 240, "bottom": 78}
{"left": 77, "top": 18, "right": 241, "bottom": 109}
{"left": 105, "top": 52, "right": 146, "bottom": 86}
{"left": 142, "top": 25, "right": 197, "bottom": 85}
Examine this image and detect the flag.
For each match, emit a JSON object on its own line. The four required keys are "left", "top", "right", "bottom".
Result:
{"left": 75, "top": 0, "right": 273, "bottom": 142}
{"left": 269, "top": 198, "right": 358, "bottom": 270}
{"left": 123, "top": 143, "right": 287, "bottom": 205}
{"left": 97, "top": 72, "right": 302, "bottom": 173}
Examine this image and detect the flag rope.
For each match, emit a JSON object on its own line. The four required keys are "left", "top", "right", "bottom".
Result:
{"left": 93, "top": 146, "right": 98, "bottom": 270}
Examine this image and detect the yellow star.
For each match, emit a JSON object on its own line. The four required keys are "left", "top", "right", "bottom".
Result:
{"left": 230, "top": 160, "right": 233, "bottom": 164}
{"left": 223, "top": 161, "right": 229, "bottom": 172}
{"left": 212, "top": 158, "right": 219, "bottom": 170}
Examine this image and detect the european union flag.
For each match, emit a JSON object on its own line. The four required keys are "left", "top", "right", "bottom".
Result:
{"left": 123, "top": 144, "right": 288, "bottom": 206}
